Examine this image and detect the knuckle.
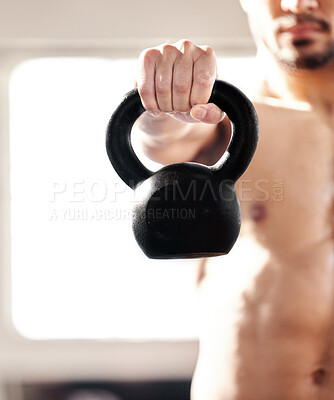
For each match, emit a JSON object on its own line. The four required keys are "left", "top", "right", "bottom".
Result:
{"left": 156, "top": 83, "right": 170, "bottom": 96}
{"left": 196, "top": 72, "right": 214, "bottom": 89}
{"left": 203, "top": 46, "right": 214, "bottom": 56}
{"left": 161, "top": 44, "right": 172, "bottom": 53}
{"left": 161, "top": 44, "right": 179, "bottom": 56}
{"left": 199, "top": 45, "right": 214, "bottom": 55}
{"left": 179, "top": 39, "right": 193, "bottom": 50}
{"left": 140, "top": 48, "right": 160, "bottom": 62}
{"left": 173, "top": 80, "right": 190, "bottom": 95}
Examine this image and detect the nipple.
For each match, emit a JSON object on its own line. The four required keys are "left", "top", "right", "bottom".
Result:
{"left": 312, "top": 368, "right": 326, "bottom": 385}
{"left": 250, "top": 203, "right": 267, "bottom": 222}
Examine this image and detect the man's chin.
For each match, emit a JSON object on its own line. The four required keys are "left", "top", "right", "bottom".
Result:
{"left": 276, "top": 44, "right": 334, "bottom": 70}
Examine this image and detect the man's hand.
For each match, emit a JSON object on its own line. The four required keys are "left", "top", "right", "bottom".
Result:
{"left": 137, "top": 40, "right": 224, "bottom": 124}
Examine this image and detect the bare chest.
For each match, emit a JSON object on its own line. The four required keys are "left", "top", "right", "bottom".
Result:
{"left": 236, "top": 102, "right": 334, "bottom": 256}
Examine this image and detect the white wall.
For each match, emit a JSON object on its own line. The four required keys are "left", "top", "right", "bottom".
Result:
{"left": 0, "top": 0, "right": 254, "bottom": 53}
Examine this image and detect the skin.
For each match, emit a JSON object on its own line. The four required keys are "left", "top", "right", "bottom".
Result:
{"left": 135, "top": 0, "right": 334, "bottom": 398}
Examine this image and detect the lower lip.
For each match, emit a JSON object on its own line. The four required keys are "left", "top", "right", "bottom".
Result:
{"left": 282, "top": 27, "right": 323, "bottom": 40}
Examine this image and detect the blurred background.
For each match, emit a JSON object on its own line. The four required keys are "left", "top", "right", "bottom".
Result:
{"left": 0, "top": 0, "right": 255, "bottom": 399}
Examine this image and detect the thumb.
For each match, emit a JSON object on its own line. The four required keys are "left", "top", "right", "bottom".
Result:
{"left": 190, "top": 103, "right": 225, "bottom": 124}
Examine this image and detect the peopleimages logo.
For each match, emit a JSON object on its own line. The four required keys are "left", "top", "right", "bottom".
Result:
{"left": 45, "top": 178, "right": 284, "bottom": 222}
{"left": 47, "top": 178, "right": 284, "bottom": 203}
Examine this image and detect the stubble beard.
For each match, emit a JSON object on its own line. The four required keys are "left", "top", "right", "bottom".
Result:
{"left": 269, "top": 14, "right": 334, "bottom": 71}
{"left": 274, "top": 40, "right": 334, "bottom": 70}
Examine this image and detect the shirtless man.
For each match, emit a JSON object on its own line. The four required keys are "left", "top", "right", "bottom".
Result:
{"left": 135, "top": 0, "right": 334, "bottom": 398}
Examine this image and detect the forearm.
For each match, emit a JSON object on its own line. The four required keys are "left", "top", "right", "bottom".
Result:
{"left": 134, "top": 112, "right": 221, "bottom": 165}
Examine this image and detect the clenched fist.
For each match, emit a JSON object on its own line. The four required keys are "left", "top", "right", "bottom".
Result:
{"left": 137, "top": 40, "right": 224, "bottom": 124}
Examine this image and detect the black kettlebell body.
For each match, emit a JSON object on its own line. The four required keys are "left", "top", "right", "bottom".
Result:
{"left": 106, "top": 80, "right": 258, "bottom": 259}
{"left": 132, "top": 163, "right": 240, "bottom": 258}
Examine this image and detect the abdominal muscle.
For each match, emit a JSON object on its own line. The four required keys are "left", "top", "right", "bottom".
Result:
{"left": 191, "top": 232, "right": 334, "bottom": 400}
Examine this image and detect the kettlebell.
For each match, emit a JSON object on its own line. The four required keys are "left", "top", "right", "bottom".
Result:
{"left": 106, "top": 80, "right": 258, "bottom": 259}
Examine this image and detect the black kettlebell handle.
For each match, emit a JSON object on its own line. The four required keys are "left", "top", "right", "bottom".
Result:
{"left": 106, "top": 80, "right": 259, "bottom": 189}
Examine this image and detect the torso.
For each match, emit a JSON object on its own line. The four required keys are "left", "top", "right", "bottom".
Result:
{"left": 191, "top": 100, "right": 334, "bottom": 400}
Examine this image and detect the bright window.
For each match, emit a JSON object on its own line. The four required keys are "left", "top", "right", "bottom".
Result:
{"left": 9, "top": 56, "right": 256, "bottom": 340}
